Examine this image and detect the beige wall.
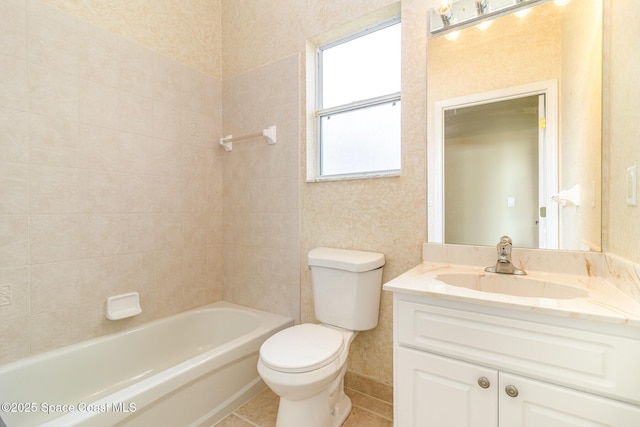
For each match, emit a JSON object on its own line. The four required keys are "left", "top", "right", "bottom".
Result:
{"left": 220, "top": 0, "right": 395, "bottom": 79}
{"left": 0, "top": 0, "right": 223, "bottom": 364}
{"left": 604, "top": 0, "right": 640, "bottom": 263}
{"left": 220, "top": 0, "right": 427, "bottom": 386}
{"left": 39, "top": 0, "right": 222, "bottom": 78}
{"left": 560, "top": 0, "right": 602, "bottom": 250}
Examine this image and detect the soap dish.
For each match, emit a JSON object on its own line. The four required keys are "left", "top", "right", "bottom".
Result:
{"left": 106, "top": 292, "right": 142, "bottom": 320}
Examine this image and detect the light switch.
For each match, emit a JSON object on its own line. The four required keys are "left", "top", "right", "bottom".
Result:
{"left": 507, "top": 197, "right": 515, "bottom": 207}
{"left": 627, "top": 165, "right": 637, "bottom": 206}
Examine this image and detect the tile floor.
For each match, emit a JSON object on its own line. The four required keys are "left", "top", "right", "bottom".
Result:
{"left": 212, "top": 387, "right": 393, "bottom": 427}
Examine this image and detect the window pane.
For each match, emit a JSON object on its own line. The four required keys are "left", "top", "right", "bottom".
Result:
{"left": 321, "top": 23, "right": 400, "bottom": 109}
{"left": 320, "top": 101, "right": 401, "bottom": 176}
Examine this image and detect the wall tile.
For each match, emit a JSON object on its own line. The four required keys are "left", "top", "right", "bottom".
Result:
{"left": 1, "top": 0, "right": 223, "bottom": 365}
{"left": 119, "top": 92, "right": 154, "bottom": 137}
{"left": 156, "top": 176, "right": 185, "bottom": 214}
{"left": 0, "top": 266, "right": 29, "bottom": 322}
{"left": 119, "top": 39, "right": 155, "bottom": 99}
{"left": 28, "top": 62, "right": 78, "bottom": 121}
{"left": 119, "top": 252, "right": 155, "bottom": 291}
{"left": 0, "top": 107, "right": 28, "bottom": 163}
{"left": 0, "top": 215, "right": 28, "bottom": 267}
{"left": 119, "top": 173, "right": 158, "bottom": 213}
{"left": 78, "top": 124, "right": 121, "bottom": 172}
{"left": 29, "top": 164, "right": 80, "bottom": 213}
{"left": 153, "top": 102, "right": 181, "bottom": 142}
{"left": 27, "top": 10, "right": 77, "bottom": 74}
{"left": 0, "top": 317, "right": 29, "bottom": 364}
{"left": 121, "top": 214, "right": 156, "bottom": 254}
{"left": 80, "top": 214, "right": 124, "bottom": 257}
{"left": 221, "top": 55, "right": 301, "bottom": 321}
{"left": 155, "top": 248, "right": 183, "bottom": 290}
{"left": 154, "top": 214, "right": 184, "bottom": 250}
{"left": 76, "top": 255, "right": 120, "bottom": 305}
{"left": 78, "top": 169, "right": 122, "bottom": 213}
{"left": 30, "top": 260, "right": 81, "bottom": 314}
{"left": 78, "top": 78, "right": 120, "bottom": 128}
{"left": 182, "top": 67, "right": 206, "bottom": 114}
{"left": 153, "top": 55, "right": 182, "bottom": 108}
{"left": 0, "top": 53, "right": 27, "bottom": 111}
{"left": 120, "top": 132, "right": 156, "bottom": 175}
{"left": 154, "top": 138, "right": 182, "bottom": 177}
{"left": 0, "top": 0, "right": 27, "bottom": 58}
{"left": 0, "top": 162, "right": 28, "bottom": 214}
{"left": 77, "top": 20, "right": 120, "bottom": 88}
{"left": 28, "top": 113, "right": 78, "bottom": 167}
{"left": 29, "top": 214, "right": 83, "bottom": 263}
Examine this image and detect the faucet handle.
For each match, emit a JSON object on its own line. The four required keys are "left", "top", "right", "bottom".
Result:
{"left": 497, "top": 236, "right": 513, "bottom": 260}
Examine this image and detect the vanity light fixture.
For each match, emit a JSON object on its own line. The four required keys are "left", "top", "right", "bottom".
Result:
{"left": 475, "top": 0, "right": 489, "bottom": 14}
{"left": 429, "top": 0, "right": 549, "bottom": 37}
{"left": 437, "top": 0, "right": 454, "bottom": 26}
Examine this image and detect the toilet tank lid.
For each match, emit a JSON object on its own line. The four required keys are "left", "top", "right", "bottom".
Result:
{"left": 308, "top": 247, "right": 385, "bottom": 272}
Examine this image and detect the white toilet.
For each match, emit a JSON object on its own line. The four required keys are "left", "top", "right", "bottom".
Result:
{"left": 257, "top": 247, "right": 385, "bottom": 427}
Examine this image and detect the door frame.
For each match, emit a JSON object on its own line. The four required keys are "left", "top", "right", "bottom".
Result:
{"left": 432, "top": 80, "right": 558, "bottom": 249}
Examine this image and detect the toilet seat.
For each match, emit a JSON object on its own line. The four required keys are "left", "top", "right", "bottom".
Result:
{"left": 259, "top": 324, "right": 345, "bottom": 373}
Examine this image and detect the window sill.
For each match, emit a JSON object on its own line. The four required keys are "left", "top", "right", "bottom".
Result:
{"left": 306, "top": 169, "right": 401, "bottom": 183}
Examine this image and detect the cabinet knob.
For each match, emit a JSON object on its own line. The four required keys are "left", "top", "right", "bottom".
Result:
{"left": 477, "top": 377, "right": 491, "bottom": 389}
{"left": 505, "top": 385, "right": 519, "bottom": 398}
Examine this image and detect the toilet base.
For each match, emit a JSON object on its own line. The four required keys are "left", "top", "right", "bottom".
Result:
{"left": 275, "top": 376, "right": 351, "bottom": 427}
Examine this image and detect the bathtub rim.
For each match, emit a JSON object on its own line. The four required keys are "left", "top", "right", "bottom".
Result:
{"left": 0, "top": 300, "right": 293, "bottom": 427}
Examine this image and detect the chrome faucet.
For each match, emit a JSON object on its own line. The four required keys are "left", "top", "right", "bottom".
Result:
{"left": 484, "top": 236, "right": 527, "bottom": 275}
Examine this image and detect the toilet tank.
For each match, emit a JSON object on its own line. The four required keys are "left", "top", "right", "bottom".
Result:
{"left": 308, "top": 247, "right": 385, "bottom": 331}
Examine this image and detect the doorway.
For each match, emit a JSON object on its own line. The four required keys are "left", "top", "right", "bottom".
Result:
{"left": 432, "top": 81, "right": 558, "bottom": 249}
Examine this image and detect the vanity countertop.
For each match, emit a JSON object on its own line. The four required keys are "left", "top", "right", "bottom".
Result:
{"left": 383, "top": 262, "right": 640, "bottom": 328}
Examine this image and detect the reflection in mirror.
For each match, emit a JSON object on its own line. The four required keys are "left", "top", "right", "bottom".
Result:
{"left": 445, "top": 95, "right": 542, "bottom": 248}
{"left": 427, "top": 0, "right": 602, "bottom": 251}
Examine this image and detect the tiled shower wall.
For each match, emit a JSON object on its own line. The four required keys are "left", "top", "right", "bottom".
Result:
{"left": 0, "top": 0, "right": 224, "bottom": 364}
{"left": 221, "top": 54, "right": 301, "bottom": 324}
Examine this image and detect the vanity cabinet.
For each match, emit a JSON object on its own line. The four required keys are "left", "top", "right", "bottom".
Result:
{"left": 393, "top": 296, "right": 640, "bottom": 426}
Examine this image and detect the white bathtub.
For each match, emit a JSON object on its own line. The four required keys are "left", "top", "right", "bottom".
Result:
{"left": 0, "top": 301, "right": 293, "bottom": 427}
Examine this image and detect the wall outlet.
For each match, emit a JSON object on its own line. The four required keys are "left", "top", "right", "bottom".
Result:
{"left": 0, "top": 284, "right": 11, "bottom": 306}
{"left": 626, "top": 165, "right": 637, "bottom": 206}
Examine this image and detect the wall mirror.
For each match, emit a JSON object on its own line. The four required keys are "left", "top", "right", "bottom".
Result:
{"left": 427, "top": 0, "right": 603, "bottom": 251}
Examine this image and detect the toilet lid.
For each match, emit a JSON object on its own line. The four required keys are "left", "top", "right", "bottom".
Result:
{"left": 260, "top": 324, "right": 345, "bottom": 373}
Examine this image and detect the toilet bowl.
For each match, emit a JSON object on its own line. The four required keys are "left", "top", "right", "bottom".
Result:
{"left": 257, "top": 247, "right": 385, "bottom": 427}
{"left": 258, "top": 323, "right": 357, "bottom": 427}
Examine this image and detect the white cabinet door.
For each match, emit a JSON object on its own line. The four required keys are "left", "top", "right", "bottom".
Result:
{"left": 499, "top": 373, "right": 640, "bottom": 426}
{"left": 397, "top": 347, "right": 498, "bottom": 427}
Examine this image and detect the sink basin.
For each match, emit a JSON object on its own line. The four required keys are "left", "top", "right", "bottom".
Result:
{"left": 435, "top": 273, "right": 589, "bottom": 299}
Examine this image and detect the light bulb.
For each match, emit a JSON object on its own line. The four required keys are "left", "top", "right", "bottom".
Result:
{"left": 437, "top": 0, "right": 453, "bottom": 26}
{"left": 476, "top": 20, "right": 492, "bottom": 30}
{"left": 444, "top": 30, "right": 461, "bottom": 41}
{"left": 514, "top": 7, "right": 532, "bottom": 17}
{"left": 438, "top": 0, "right": 453, "bottom": 14}
{"left": 553, "top": 0, "right": 571, "bottom": 5}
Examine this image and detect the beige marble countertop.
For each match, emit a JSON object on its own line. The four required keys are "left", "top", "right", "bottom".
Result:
{"left": 384, "top": 261, "right": 640, "bottom": 328}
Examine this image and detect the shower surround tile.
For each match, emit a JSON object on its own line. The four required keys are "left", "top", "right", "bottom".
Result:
{"left": 0, "top": 0, "right": 223, "bottom": 364}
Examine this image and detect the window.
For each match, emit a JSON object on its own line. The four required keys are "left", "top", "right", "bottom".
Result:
{"left": 315, "top": 19, "right": 401, "bottom": 180}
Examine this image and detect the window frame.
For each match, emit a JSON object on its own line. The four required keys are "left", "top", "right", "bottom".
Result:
{"left": 313, "top": 17, "right": 402, "bottom": 181}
